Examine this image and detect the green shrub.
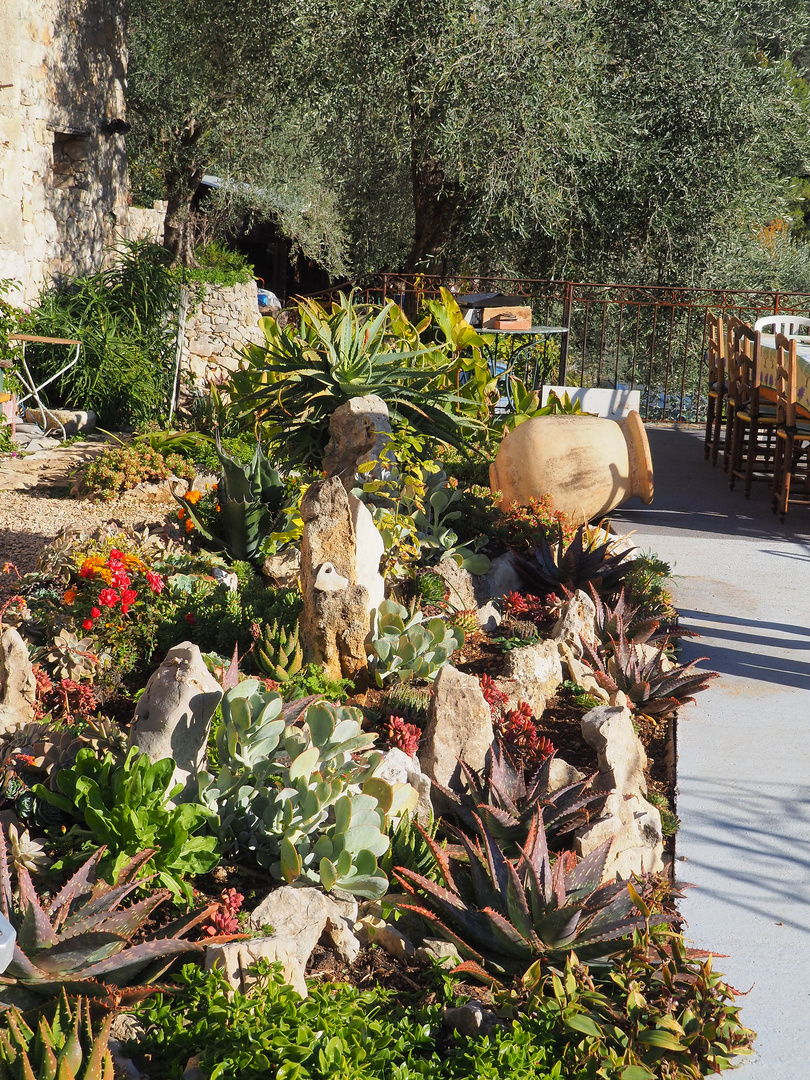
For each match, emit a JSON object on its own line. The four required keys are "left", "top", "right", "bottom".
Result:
{"left": 22, "top": 242, "right": 182, "bottom": 427}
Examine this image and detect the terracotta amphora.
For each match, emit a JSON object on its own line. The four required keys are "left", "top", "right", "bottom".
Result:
{"left": 489, "top": 411, "right": 654, "bottom": 525}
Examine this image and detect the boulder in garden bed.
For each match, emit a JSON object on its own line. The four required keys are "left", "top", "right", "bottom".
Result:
{"left": 419, "top": 665, "right": 493, "bottom": 793}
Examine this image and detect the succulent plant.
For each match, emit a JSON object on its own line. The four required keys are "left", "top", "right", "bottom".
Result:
{"left": 45, "top": 631, "right": 98, "bottom": 683}
{"left": 514, "top": 526, "right": 638, "bottom": 599}
{"left": 174, "top": 435, "right": 286, "bottom": 565}
{"left": 0, "top": 991, "right": 114, "bottom": 1079}
{"left": 5, "top": 824, "right": 50, "bottom": 878}
{"left": 434, "top": 740, "right": 607, "bottom": 854}
{"left": 393, "top": 810, "right": 648, "bottom": 975}
{"left": 498, "top": 701, "right": 540, "bottom": 758}
{"left": 500, "top": 617, "right": 541, "bottom": 641}
{"left": 581, "top": 631, "right": 719, "bottom": 719}
{"left": 380, "top": 683, "right": 432, "bottom": 727}
{"left": 369, "top": 599, "right": 464, "bottom": 686}
{"left": 0, "top": 835, "right": 208, "bottom": 1011}
{"left": 254, "top": 619, "right": 303, "bottom": 682}
{"left": 385, "top": 716, "right": 421, "bottom": 758}
{"left": 199, "top": 681, "right": 416, "bottom": 899}
{"left": 450, "top": 608, "right": 479, "bottom": 636}
{"left": 647, "top": 791, "right": 681, "bottom": 837}
{"left": 415, "top": 571, "right": 447, "bottom": 604}
{"left": 2, "top": 718, "right": 127, "bottom": 793}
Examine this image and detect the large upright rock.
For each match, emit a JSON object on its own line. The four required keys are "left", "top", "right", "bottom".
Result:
{"left": 581, "top": 704, "right": 647, "bottom": 795}
{"left": 420, "top": 665, "right": 493, "bottom": 792}
{"left": 551, "top": 589, "right": 597, "bottom": 659}
{"left": 348, "top": 493, "right": 385, "bottom": 621}
{"left": 129, "top": 642, "right": 222, "bottom": 800}
{"left": 0, "top": 628, "right": 37, "bottom": 734}
{"left": 298, "top": 477, "right": 370, "bottom": 682}
{"left": 323, "top": 395, "right": 393, "bottom": 489}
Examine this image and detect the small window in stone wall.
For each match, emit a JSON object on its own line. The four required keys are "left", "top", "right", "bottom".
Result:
{"left": 51, "top": 131, "right": 91, "bottom": 191}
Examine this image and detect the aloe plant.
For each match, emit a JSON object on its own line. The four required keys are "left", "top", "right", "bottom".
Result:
{"left": 434, "top": 741, "right": 608, "bottom": 854}
{"left": 0, "top": 836, "right": 208, "bottom": 1011}
{"left": 174, "top": 435, "right": 285, "bottom": 564}
{"left": 254, "top": 619, "right": 303, "bottom": 682}
{"left": 199, "top": 681, "right": 415, "bottom": 899}
{"left": 514, "top": 526, "right": 638, "bottom": 599}
{"left": 0, "top": 992, "right": 114, "bottom": 1078}
{"left": 227, "top": 291, "right": 479, "bottom": 466}
{"left": 589, "top": 584, "right": 691, "bottom": 654}
{"left": 369, "top": 599, "right": 464, "bottom": 686}
{"left": 581, "top": 630, "right": 719, "bottom": 719}
{"left": 393, "top": 811, "right": 647, "bottom": 976}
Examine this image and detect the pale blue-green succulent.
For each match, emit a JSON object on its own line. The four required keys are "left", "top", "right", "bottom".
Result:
{"left": 369, "top": 599, "right": 464, "bottom": 687}
{"left": 199, "top": 680, "right": 415, "bottom": 900}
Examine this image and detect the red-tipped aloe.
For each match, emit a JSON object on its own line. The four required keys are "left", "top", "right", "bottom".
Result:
{"left": 393, "top": 811, "right": 648, "bottom": 976}
{"left": 0, "top": 831, "right": 212, "bottom": 1011}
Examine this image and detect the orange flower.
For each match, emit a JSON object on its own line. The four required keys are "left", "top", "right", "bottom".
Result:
{"left": 63, "top": 589, "right": 77, "bottom": 604}
{"left": 178, "top": 509, "right": 186, "bottom": 520}
{"left": 185, "top": 490, "right": 203, "bottom": 505}
{"left": 185, "top": 518, "right": 194, "bottom": 532}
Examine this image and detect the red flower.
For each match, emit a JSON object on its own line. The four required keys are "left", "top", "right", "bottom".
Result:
{"left": 185, "top": 612, "right": 196, "bottom": 625}
{"left": 91, "top": 607, "right": 101, "bottom": 618}
{"left": 110, "top": 568, "right": 130, "bottom": 588}
{"left": 79, "top": 565, "right": 94, "bottom": 578}
{"left": 108, "top": 549, "right": 125, "bottom": 562}
{"left": 98, "top": 588, "right": 119, "bottom": 607}
{"left": 121, "top": 603, "right": 131, "bottom": 615}
{"left": 82, "top": 619, "right": 93, "bottom": 631}
{"left": 121, "top": 588, "right": 138, "bottom": 605}
{"left": 146, "top": 570, "right": 165, "bottom": 594}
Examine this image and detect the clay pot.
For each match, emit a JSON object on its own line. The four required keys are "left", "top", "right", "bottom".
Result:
{"left": 489, "top": 411, "right": 654, "bottom": 525}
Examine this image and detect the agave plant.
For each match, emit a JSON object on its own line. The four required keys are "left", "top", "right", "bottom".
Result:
{"left": 393, "top": 811, "right": 647, "bottom": 975}
{"left": 581, "top": 630, "right": 719, "bottom": 719}
{"left": 433, "top": 741, "right": 608, "bottom": 854}
{"left": 174, "top": 435, "right": 285, "bottom": 565}
{"left": 226, "top": 291, "right": 479, "bottom": 466}
{"left": 514, "top": 526, "right": 638, "bottom": 599}
{"left": 0, "top": 991, "right": 114, "bottom": 1078}
{"left": 589, "top": 584, "right": 692, "bottom": 655}
{"left": 0, "top": 836, "right": 209, "bottom": 1011}
{"left": 254, "top": 619, "right": 303, "bottom": 682}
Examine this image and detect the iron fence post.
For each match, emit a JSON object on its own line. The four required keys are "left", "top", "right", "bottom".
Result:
{"left": 560, "top": 280, "right": 573, "bottom": 385}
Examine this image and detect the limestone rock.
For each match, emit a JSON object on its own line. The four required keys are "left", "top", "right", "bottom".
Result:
{"left": 547, "top": 756, "right": 586, "bottom": 791}
{"left": 435, "top": 559, "right": 477, "bottom": 612}
{"left": 323, "top": 395, "right": 393, "bottom": 488}
{"left": 474, "top": 550, "right": 524, "bottom": 603}
{"left": 122, "top": 476, "right": 188, "bottom": 503}
{"left": 0, "top": 628, "right": 37, "bottom": 734}
{"left": 129, "top": 642, "right": 222, "bottom": 800}
{"left": 262, "top": 549, "right": 301, "bottom": 588}
{"left": 323, "top": 894, "right": 361, "bottom": 963}
{"left": 298, "top": 477, "right": 370, "bottom": 682}
{"left": 241, "top": 885, "right": 331, "bottom": 997}
{"left": 348, "top": 494, "right": 385, "bottom": 621}
{"left": 420, "top": 665, "right": 493, "bottom": 792}
{"left": 24, "top": 408, "right": 96, "bottom": 436}
{"left": 581, "top": 704, "right": 647, "bottom": 796}
{"left": 557, "top": 641, "right": 610, "bottom": 703}
{"left": 415, "top": 937, "right": 461, "bottom": 968}
{"left": 443, "top": 1001, "right": 499, "bottom": 1038}
{"left": 367, "top": 922, "right": 415, "bottom": 962}
{"left": 576, "top": 790, "right": 664, "bottom": 879}
{"left": 552, "top": 589, "right": 597, "bottom": 658}
{"left": 501, "top": 638, "right": 563, "bottom": 716}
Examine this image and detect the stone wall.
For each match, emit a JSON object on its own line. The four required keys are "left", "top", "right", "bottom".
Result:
{"left": 0, "top": 0, "right": 129, "bottom": 302}
{"left": 183, "top": 282, "right": 266, "bottom": 386}
{"left": 125, "top": 201, "right": 167, "bottom": 245}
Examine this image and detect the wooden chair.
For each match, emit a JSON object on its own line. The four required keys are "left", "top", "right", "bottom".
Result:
{"left": 704, "top": 312, "right": 726, "bottom": 464}
{"left": 771, "top": 333, "right": 810, "bottom": 521}
{"left": 728, "top": 323, "right": 778, "bottom": 496}
{"left": 722, "top": 314, "right": 744, "bottom": 471}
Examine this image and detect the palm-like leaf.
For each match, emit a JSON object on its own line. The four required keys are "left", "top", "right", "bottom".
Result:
{"left": 392, "top": 811, "right": 647, "bottom": 974}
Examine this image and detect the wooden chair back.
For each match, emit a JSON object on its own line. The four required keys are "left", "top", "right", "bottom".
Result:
{"left": 724, "top": 315, "right": 744, "bottom": 403}
{"left": 730, "top": 323, "right": 762, "bottom": 412}
{"left": 706, "top": 313, "right": 725, "bottom": 391}
{"left": 774, "top": 332, "right": 798, "bottom": 429}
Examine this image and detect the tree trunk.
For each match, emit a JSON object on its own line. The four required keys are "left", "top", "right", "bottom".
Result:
{"left": 402, "top": 156, "right": 462, "bottom": 274}
{"left": 163, "top": 168, "right": 203, "bottom": 265}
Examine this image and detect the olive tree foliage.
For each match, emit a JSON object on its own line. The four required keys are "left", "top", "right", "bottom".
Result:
{"left": 125, "top": 0, "right": 348, "bottom": 271}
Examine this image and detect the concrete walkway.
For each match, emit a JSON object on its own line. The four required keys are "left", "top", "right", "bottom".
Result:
{"left": 611, "top": 424, "right": 810, "bottom": 1077}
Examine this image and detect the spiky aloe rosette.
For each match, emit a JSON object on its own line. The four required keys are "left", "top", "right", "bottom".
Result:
{"left": 0, "top": 837, "right": 210, "bottom": 1011}
{"left": 392, "top": 811, "right": 648, "bottom": 977}
{"left": 0, "top": 991, "right": 114, "bottom": 1079}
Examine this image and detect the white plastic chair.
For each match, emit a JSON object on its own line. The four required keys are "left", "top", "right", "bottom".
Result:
{"left": 753, "top": 315, "right": 810, "bottom": 336}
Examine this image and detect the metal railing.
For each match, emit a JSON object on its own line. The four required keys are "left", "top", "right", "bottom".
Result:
{"left": 299, "top": 275, "right": 810, "bottom": 423}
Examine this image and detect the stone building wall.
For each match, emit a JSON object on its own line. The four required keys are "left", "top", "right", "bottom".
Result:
{"left": 0, "top": 0, "right": 129, "bottom": 302}
{"left": 183, "top": 282, "right": 266, "bottom": 386}
{"left": 125, "top": 201, "right": 167, "bottom": 245}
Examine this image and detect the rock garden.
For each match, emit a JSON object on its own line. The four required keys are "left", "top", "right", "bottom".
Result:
{"left": 0, "top": 284, "right": 752, "bottom": 1079}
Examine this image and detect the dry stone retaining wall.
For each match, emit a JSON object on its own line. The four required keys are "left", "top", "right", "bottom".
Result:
{"left": 183, "top": 281, "right": 265, "bottom": 386}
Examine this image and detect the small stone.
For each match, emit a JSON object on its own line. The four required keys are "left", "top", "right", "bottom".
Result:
{"left": 552, "top": 589, "right": 597, "bottom": 658}
{"left": 262, "top": 549, "right": 301, "bottom": 587}
{"left": 547, "top": 756, "right": 586, "bottom": 791}
{"left": 435, "top": 559, "right": 477, "bottom": 612}
{"left": 375, "top": 748, "right": 433, "bottom": 826}
{"left": 239, "top": 885, "right": 331, "bottom": 997}
{"left": 474, "top": 550, "right": 524, "bottom": 603}
{"left": 502, "top": 638, "right": 563, "bottom": 706}
{"left": 443, "top": 1001, "right": 498, "bottom": 1037}
{"left": 414, "top": 937, "right": 461, "bottom": 968}
{"left": 369, "top": 922, "right": 415, "bottom": 961}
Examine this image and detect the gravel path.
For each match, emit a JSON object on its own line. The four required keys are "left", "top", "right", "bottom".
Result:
{"left": 0, "top": 443, "right": 173, "bottom": 602}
